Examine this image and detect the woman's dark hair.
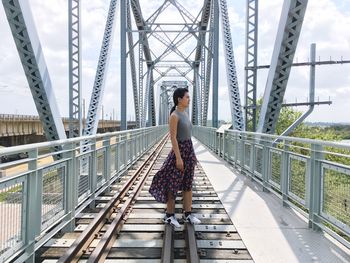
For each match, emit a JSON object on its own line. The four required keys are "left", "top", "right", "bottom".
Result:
{"left": 170, "top": 87, "right": 189, "bottom": 115}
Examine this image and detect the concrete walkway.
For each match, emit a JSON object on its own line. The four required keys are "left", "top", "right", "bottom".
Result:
{"left": 192, "top": 138, "right": 350, "bottom": 263}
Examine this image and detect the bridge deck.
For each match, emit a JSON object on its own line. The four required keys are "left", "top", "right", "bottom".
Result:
{"left": 193, "top": 138, "right": 350, "bottom": 263}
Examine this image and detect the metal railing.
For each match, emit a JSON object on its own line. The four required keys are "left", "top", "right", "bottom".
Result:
{"left": 193, "top": 126, "right": 350, "bottom": 248}
{"left": 0, "top": 126, "right": 167, "bottom": 262}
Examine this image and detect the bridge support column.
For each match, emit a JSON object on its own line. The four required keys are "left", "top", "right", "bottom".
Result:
{"left": 63, "top": 142, "right": 78, "bottom": 232}
{"left": 261, "top": 140, "right": 270, "bottom": 192}
{"left": 104, "top": 136, "right": 112, "bottom": 193}
{"left": 24, "top": 149, "right": 41, "bottom": 262}
{"left": 89, "top": 140, "right": 97, "bottom": 209}
{"left": 281, "top": 141, "right": 290, "bottom": 206}
{"left": 308, "top": 144, "right": 323, "bottom": 231}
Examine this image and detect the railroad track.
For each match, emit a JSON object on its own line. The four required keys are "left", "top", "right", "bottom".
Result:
{"left": 38, "top": 135, "right": 253, "bottom": 262}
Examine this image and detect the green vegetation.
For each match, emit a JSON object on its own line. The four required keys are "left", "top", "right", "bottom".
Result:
{"left": 0, "top": 184, "right": 22, "bottom": 202}
{"left": 250, "top": 99, "right": 350, "bottom": 141}
{"left": 271, "top": 105, "right": 350, "bottom": 239}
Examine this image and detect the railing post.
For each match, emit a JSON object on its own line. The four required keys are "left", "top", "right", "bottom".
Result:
{"left": 308, "top": 143, "right": 323, "bottom": 231}
{"left": 240, "top": 134, "right": 245, "bottom": 170}
{"left": 24, "top": 148, "right": 40, "bottom": 262}
{"left": 250, "top": 137, "right": 256, "bottom": 178}
{"left": 261, "top": 137, "right": 270, "bottom": 192}
{"left": 223, "top": 130, "right": 228, "bottom": 161}
{"left": 281, "top": 140, "right": 290, "bottom": 207}
{"left": 234, "top": 132, "right": 238, "bottom": 167}
{"left": 116, "top": 138, "right": 120, "bottom": 175}
{"left": 63, "top": 142, "right": 77, "bottom": 232}
{"left": 133, "top": 133, "right": 137, "bottom": 160}
{"left": 89, "top": 139, "right": 97, "bottom": 209}
{"left": 137, "top": 132, "right": 141, "bottom": 157}
{"left": 103, "top": 136, "right": 111, "bottom": 192}
{"left": 127, "top": 136, "right": 130, "bottom": 165}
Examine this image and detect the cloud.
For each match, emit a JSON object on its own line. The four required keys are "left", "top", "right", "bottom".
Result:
{"left": 0, "top": 0, "right": 349, "bottom": 124}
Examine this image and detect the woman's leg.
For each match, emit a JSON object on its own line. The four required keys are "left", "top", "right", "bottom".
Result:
{"left": 183, "top": 190, "right": 192, "bottom": 212}
{"left": 166, "top": 192, "right": 175, "bottom": 213}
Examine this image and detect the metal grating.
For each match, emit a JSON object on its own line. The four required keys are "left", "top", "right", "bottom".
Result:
{"left": 78, "top": 155, "right": 91, "bottom": 203}
{"left": 97, "top": 149, "right": 106, "bottom": 187}
{"left": 41, "top": 163, "right": 66, "bottom": 230}
{"left": 244, "top": 143, "right": 252, "bottom": 169}
{"left": 288, "top": 155, "right": 307, "bottom": 205}
{"left": 269, "top": 150, "right": 281, "bottom": 188}
{"left": 321, "top": 164, "right": 350, "bottom": 231}
{"left": 0, "top": 180, "right": 24, "bottom": 260}
{"left": 255, "top": 146, "right": 263, "bottom": 177}
{"left": 110, "top": 147, "right": 116, "bottom": 175}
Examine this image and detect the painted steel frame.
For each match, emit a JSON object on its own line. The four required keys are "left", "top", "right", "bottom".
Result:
{"left": 257, "top": 0, "right": 308, "bottom": 134}
{"left": 219, "top": 0, "right": 245, "bottom": 130}
{"left": 84, "top": 0, "right": 118, "bottom": 135}
{"left": 244, "top": 0, "right": 258, "bottom": 131}
{"left": 2, "top": 0, "right": 66, "bottom": 141}
{"left": 68, "top": 0, "right": 82, "bottom": 138}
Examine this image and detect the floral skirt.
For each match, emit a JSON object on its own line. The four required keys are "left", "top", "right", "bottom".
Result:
{"left": 149, "top": 139, "right": 197, "bottom": 203}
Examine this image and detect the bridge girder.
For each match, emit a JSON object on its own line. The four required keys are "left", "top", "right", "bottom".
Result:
{"left": 257, "top": 0, "right": 309, "bottom": 134}
{"left": 2, "top": 0, "right": 66, "bottom": 141}
{"left": 84, "top": 0, "right": 118, "bottom": 135}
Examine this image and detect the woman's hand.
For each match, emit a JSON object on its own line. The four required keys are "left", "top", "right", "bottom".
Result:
{"left": 176, "top": 157, "right": 184, "bottom": 175}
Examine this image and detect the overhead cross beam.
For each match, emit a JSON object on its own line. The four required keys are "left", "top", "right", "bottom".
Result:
{"left": 257, "top": 0, "right": 308, "bottom": 134}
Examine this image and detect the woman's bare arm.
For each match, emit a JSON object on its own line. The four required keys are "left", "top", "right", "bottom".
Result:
{"left": 169, "top": 113, "right": 181, "bottom": 160}
{"left": 169, "top": 113, "right": 184, "bottom": 173}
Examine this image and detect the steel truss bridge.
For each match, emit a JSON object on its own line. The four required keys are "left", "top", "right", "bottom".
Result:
{"left": 0, "top": 0, "right": 349, "bottom": 262}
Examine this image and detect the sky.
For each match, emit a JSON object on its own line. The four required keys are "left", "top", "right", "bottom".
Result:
{"left": 0, "top": 0, "right": 349, "bottom": 124}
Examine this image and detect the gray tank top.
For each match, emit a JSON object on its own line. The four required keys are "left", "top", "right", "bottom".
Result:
{"left": 173, "top": 110, "right": 192, "bottom": 141}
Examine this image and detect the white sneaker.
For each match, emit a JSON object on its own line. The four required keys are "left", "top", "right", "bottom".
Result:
{"left": 183, "top": 214, "right": 201, "bottom": 224}
{"left": 163, "top": 215, "right": 181, "bottom": 228}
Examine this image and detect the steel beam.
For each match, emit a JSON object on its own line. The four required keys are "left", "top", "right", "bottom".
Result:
{"left": 219, "top": 0, "right": 245, "bottom": 130}
{"left": 257, "top": 0, "right": 308, "bottom": 134}
{"left": 203, "top": 2, "right": 215, "bottom": 126}
{"left": 212, "top": 0, "right": 219, "bottom": 128}
{"left": 195, "top": 0, "right": 212, "bottom": 62}
{"left": 126, "top": 0, "right": 140, "bottom": 128}
{"left": 84, "top": 0, "right": 118, "bottom": 135}
{"left": 68, "top": 0, "right": 82, "bottom": 138}
{"left": 130, "top": 0, "right": 152, "bottom": 62}
{"left": 280, "top": 43, "right": 316, "bottom": 137}
{"left": 192, "top": 66, "right": 201, "bottom": 125}
{"left": 138, "top": 42, "right": 144, "bottom": 127}
{"left": 143, "top": 68, "right": 152, "bottom": 127}
{"left": 121, "top": 0, "right": 127, "bottom": 130}
{"left": 2, "top": 0, "right": 66, "bottom": 141}
{"left": 149, "top": 71, "right": 156, "bottom": 126}
{"left": 172, "top": 0, "right": 196, "bottom": 23}
{"left": 244, "top": 0, "right": 258, "bottom": 131}
{"left": 200, "top": 44, "right": 206, "bottom": 126}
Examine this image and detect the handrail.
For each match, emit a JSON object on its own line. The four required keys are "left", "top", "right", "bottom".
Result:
{"left": 193, "top": 126, "right": 350, "bottom": 250}
{"left": 0, "top": 126, "right": 168, "bottom": 262}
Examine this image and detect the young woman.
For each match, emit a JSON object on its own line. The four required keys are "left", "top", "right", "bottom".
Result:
{"left": 149, "top": 87, "right": 201, "bottom": 228}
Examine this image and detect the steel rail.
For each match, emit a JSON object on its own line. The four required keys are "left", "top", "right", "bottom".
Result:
{"left": 185, "top": 223, "right": 200, "bottom": 262}
{"left": 57, "top": 134, "right": 169, "bottom": 262}
{"left": 161, "top": 225, "right": 174, "bottom": 263}
{"left": 88, "top": 134, "right": 169, "bottom": 261}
